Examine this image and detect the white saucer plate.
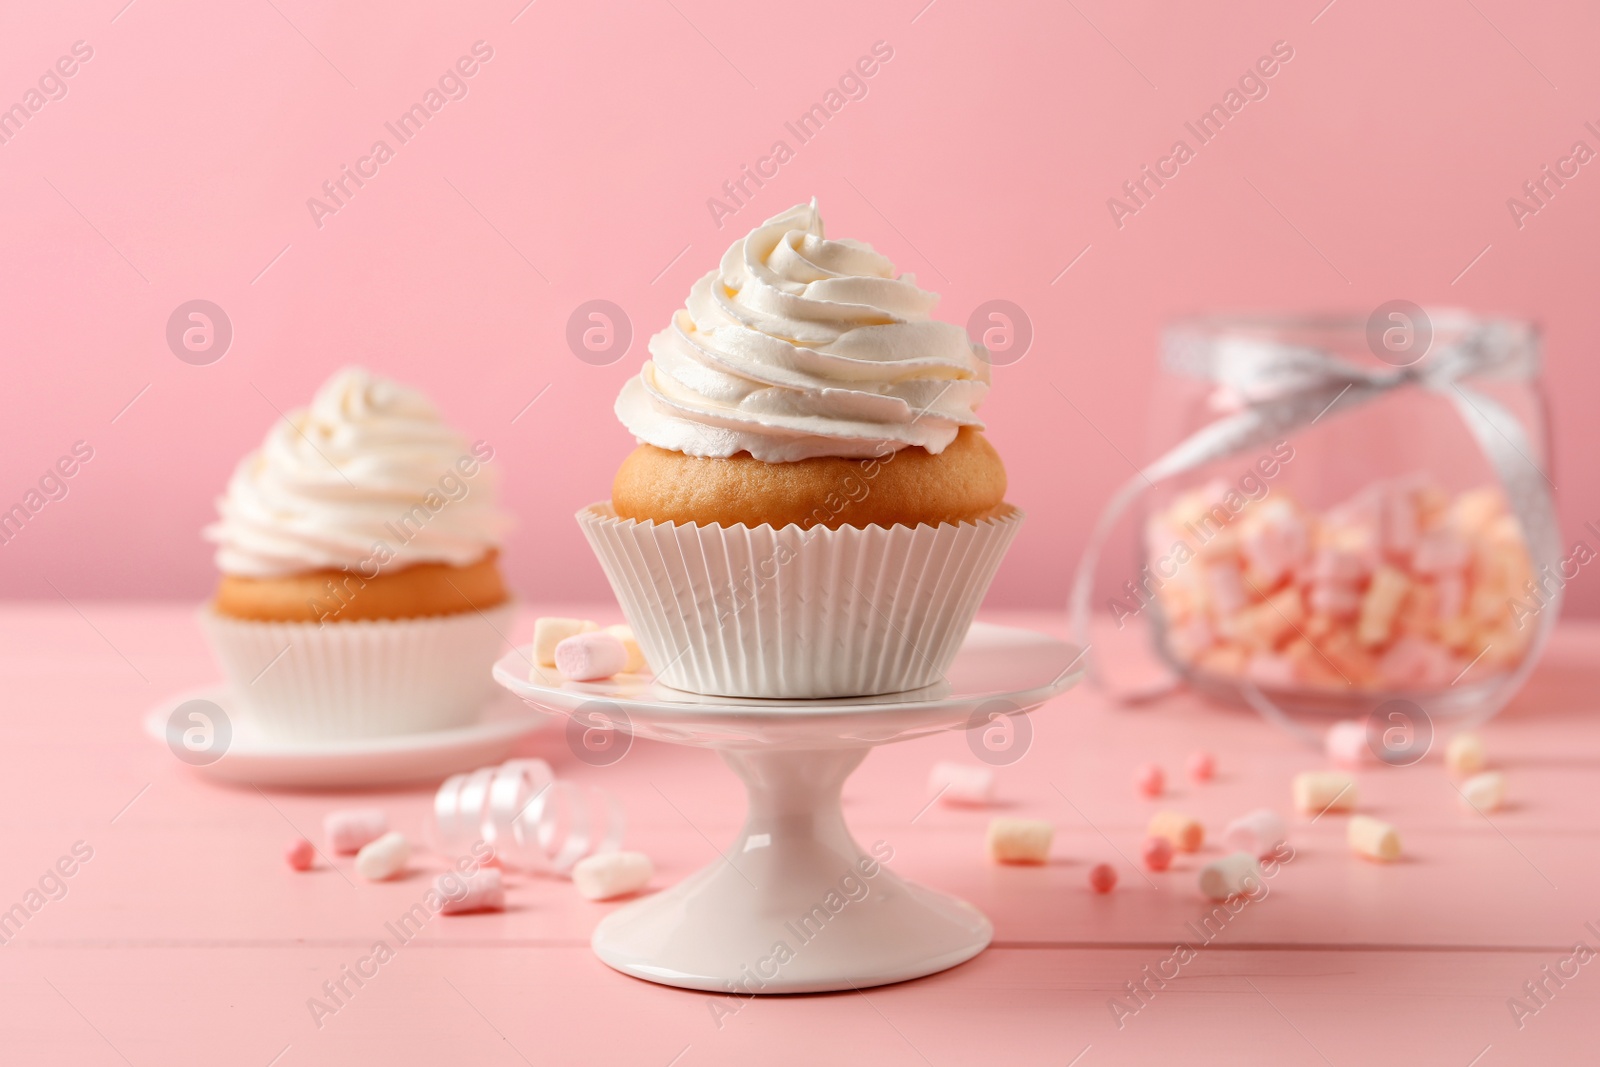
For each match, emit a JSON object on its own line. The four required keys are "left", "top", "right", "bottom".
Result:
{"left": 144, "top": 687, "right": 554, "bottom": 789}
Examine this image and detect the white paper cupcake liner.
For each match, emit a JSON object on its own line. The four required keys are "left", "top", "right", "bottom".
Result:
{"left": 578, "top": 504, "right": 1024, "bottom": 698}
{"left": 200, "top": 604, "right": 515, "bottom": 742}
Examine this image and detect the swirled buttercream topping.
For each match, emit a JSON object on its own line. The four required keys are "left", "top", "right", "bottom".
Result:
{"left": 206, "top": 367, "right": 507, "bottom": 578}
{"left": 616, "top": 200, "right": 991, "bottom": 462}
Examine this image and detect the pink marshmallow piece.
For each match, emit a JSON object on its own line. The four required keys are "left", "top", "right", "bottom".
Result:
{"left": 284, "top": 837, "right": 315, "bottom": 871}
{"left": 1309, "top": 546, "right": 1372, "bottom": 586}
{"left": 554, "top": 631, "right": 629, "bottom": 682}
{"left": 1205, "top": 562, "right": 1248, "bottom": 616}
{"left": 1309, "top": 581, "right": 1362, "bottom": 619}
{"left": 1240, "top": 503, "right": 1309, "bottom": 586}
{"left": 1325, "top": 720, "right": 1370, "bottom": 768}
{"left": 929, "top": 762, "right": 996, "bottom": 806}
{"left": 323, "top": 808, "right": 387, "bottom": 855}
{"left": 438, "top": 868, "right": 506, "bottom": 915}
{"left": 1141, "top": 835, "right": 1174, "bottom": 872}
{"left": 1088, "top": 863, "right": 1118, "bottom": 894}
{"left": 1412, "top": 529, "right": 1471, "bottom": 575}
{"left": 1187, "top": 751, "right": 1216, "bottom": 782}
{"left": 1134, "top": 762, "right": 1165, "bottom": 798}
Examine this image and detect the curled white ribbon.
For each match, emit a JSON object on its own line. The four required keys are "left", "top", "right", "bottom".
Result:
{"left": 432, "top": 758, "right": 625, "bottom": 875}
{"left": 1069, "top": 311, "right": 1561, "bottom": 735}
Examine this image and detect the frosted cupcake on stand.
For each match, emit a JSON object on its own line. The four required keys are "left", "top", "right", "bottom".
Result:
{"left": 203, "top": 368, "right": 512, "bottom": 740}
{"left": 582, "top": 200, "right": 1021, "bottom": 698}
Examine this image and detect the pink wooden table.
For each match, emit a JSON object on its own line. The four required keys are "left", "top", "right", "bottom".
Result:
{"left": 2, "top": 603, "right": 1596, "bottom": 1065}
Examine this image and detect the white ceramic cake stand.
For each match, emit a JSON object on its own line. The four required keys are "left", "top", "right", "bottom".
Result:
{"left": 492, "top": 622, "right": 1083, "bottom": 994}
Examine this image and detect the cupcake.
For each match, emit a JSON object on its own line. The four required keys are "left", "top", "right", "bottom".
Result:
{"left": 582, "top": 200, "right": 1021, "bottom": 698}
{"left": 202, "top": 368, "right": 513, "bottom": 740}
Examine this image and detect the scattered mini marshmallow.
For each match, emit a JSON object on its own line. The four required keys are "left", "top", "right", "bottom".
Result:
{"left": 1088, "top": 863, "right": 1118, "bottom": 894}
{"left": 1199, "top": 852, "right": 1263, "bottom": 901}
{"left": 1148, "top": 811, "right": 1203, "bottom": 853}
{"left": 928, "top": 762, "right": 995, "bottom": 806}
{"left": 1141, "top": 835, "right": 1174, "bottom": 872}
{"left": 987, "top": 818, "right": 1053, "bottom": 864}
{"left": 1134, "top": 762, "right": 1165, "bottom": 798}
{"left": 533, "top": 617, "right": 599, "bottom": 668}
{"left": 284, "top": 837, "right": 315, "bottom": 871}
{"left": 1187, "top": 751, "right": 1216, "bottom": 783}
{"left": 1348, "top": 815, "right": 1401, "bottom": 861}
{"left": 1324, "top": 720, "right": 1371, "bottom": 768}
{"left": 573, "top": 851, "right": 653, "bottom": 901}
{"left": 1459, "top": 771, "right": 1506, "bottom": 813}
{"left": 1293, "top": 771, "right": 1357, "bottom": 815}
{"left": 1223, "top": 809, "right": 1287, "bottom": 859}
{"left": 324, "top": 808, "right": 388, "bottom": 855}
{"left": 604, "top": 624, "right": 647, "bottom": 673}
{"left": 438, "top": 869, "right": 506, "bottom": 915}
{"left": 555, "top": 631, "right": 629, "bottom": 682}
{"left": 1446, "top": 732, "right": 1487, "bottom": 776}
{"left": 354, "top": 831, "right": 410, "bottom": 881}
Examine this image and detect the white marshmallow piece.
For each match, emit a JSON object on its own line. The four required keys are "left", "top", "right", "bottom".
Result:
{"left": 1459, "top": 771, "right": 1506, "bottom": 813}
{"left": 438, "top": 869, "right": 506, "bottom": 915}
{"left": 987, "top": 818, "right": 1053, "bottom": 864}
{"left": 1223, "top": 809, "right": 1287, "bottom": 859}
{"left": 572, "top": 851, "right": 653, "bottom": 901}
{"left": 533, "top": 617, "right": 599, "bottom": 668}
{"left": 1293, "top": 771, "right": 1357, "bottom": 815}
{"left": 1324, "top": 720, "right": 1370, "bottom": 768}
{"left": 555, "top": 632, "right": 629, "bottom": 682}
{"left": 354, "top": 831, "right": 410, "bottom": 881}
{"left": 1348, "top": 815, "right": 1401, "bottom": 861}
{"left": 604, "top": 624, "right": 647, "bottom": 673}
{"left": 324, "top": 808, "right": 388, "bottom": 855}
{"left": 1446, "top": 732, "right": 1487, "bottom": 776}
{"left": 929, "top": 762, "right": 995, "bottom": 806}
{"left": 1199, "top": 852, "right": 1263, "bottom": 901}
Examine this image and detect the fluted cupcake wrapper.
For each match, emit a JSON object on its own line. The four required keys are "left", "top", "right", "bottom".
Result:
{"left": 200, "top": 604, "right": 514, "bottom": 742}
{"left": 578, "top": 504, "right": 1024, "bottom": 699}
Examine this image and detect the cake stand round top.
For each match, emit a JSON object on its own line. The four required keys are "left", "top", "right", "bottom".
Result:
{"left": 492, "top": 621, "right": 1084, "bottom": 748}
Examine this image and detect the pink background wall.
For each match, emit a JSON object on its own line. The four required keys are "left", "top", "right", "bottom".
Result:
{"left": 2, "top": 0, "right": 1597, "bottom": 613}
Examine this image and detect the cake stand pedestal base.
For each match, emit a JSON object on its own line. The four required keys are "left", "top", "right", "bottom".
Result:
{"left": 592, "top": 747, "right": 991, "bottom": 994}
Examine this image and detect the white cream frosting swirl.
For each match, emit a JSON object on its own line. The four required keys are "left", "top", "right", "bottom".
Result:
{"left": 616, "top": 200, "right": 991, "bottom": 461}
{"left": 206, "top": 367, "right": 507, "bottom": 578}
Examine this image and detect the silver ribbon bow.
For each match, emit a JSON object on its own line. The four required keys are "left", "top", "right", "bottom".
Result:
{"left": 432, "top": 759, "right": 624, "bottom": 874}
{"left": 1068, "top": 311, "right": 1561, "bottom": 733}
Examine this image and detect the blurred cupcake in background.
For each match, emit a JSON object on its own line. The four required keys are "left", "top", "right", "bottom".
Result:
{"left": 584, "top": 200, "right": 1022, "bottom": 699}
{"left": 202, "top": 367, "right": 512, "bottom": 740}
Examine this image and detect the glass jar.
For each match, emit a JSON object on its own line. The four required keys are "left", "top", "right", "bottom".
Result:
{"left": 1127, "top": 310, "right": 1555, "bottom": 722}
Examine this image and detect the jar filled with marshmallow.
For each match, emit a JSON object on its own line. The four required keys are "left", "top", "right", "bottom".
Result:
{"left": 1111, "top": 310, "right": 1558, "bottom": 722}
